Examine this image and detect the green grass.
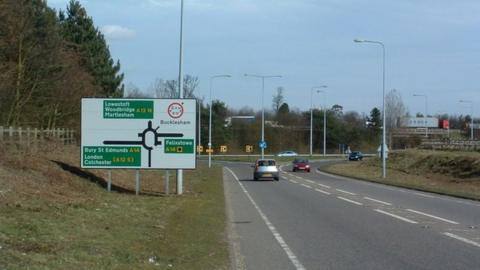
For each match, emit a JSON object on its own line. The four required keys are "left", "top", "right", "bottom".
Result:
{"left": 322, "top": 150, "right": 480, "bottom": 200}
{"left": 0, "top": 164, "right": 229, "bottom": 270}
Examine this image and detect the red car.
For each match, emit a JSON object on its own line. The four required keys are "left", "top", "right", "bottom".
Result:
{"left": 292, "top": 159, "right": 310, "bottom": 172}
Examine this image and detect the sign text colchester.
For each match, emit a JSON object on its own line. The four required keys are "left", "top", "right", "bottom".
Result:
{"left": 81, "top": 99, "right": 196, "bottom": 169}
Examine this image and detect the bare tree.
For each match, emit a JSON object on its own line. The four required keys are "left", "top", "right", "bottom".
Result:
{"left": 272, "top": 87, "right": 285, "bottom": 112}
{"left": 151, "top": 75, "right": 199, "bottom": 98}
{"left": 385, "top": 89, "right": 407, "bottom": 129}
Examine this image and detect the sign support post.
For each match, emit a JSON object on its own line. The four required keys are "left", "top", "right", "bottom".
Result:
{"left": 135, "top": 170, "right": 140, "bottom": 196}
{"left": 107, "top": 170, "right": 112, "bottom": 192}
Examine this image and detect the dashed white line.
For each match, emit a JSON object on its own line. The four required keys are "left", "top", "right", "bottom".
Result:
{"left": 337, "top": 196, "right": 363, "bottom": 206}
{"left": 406, "top": 209, "right": 459, "bottom": 225}
{"left": 374, "top": 209, "right": 418, "bottom": 224}
{"left": 364, "top": 197, "right": 392, "bottom": 206}
{"left": 290, "top": 180, "right": 298, "bottom": 184}
{"left": 317, "top": 183, "right": 331, "bottom": 189}
{"left": 301, "top": 184, "right": 313, "bottom": 189}
{"left": 305, "top": 179, "right": 315, "bottom": 184}
{"left": 336, "top": 189, "right": 356, "bottom": 195}
{"left": 315, "top": 188, "right": 331, "bottom": 195}
{"left": 413, "top": 192, "right": 435, "bottom": 198}
{"left": 225, "top": 167, "right": 306, "bottom": 270}
{"left": 443, "top": 232, "right": 480, "bottom": 248}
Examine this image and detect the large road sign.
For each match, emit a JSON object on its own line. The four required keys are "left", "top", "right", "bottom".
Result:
{"left": 81, "top": 98, "right": 196, "bottom": 169}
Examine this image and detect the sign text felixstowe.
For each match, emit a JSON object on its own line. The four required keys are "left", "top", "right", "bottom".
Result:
{"left": 81, "top": 98, "right": 197, "bottom": 169}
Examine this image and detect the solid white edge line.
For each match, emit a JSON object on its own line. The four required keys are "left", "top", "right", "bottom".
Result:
{"left": 301, "top": 184, "right": 313, "bottom": 189}
{"left": 337, "top": 196, "right": 363, "bottom": 206}
{"left": 336, "top": 189, "right": 356, "bottom": 195}
{"left": 363, "top": 197, "right": 392, "bottom": 206}
{"left": 374, "top": 209, "right": 418, "bottom": 224}
{"left": 406, "top": 209, "right": 459, "bottom": 225}
{"left": 315, "top": 188, "right": 331, "bottom": 195}
{"left": 443, "top": 232, "right": 480, "bottom": 248}
{"left": 225, "top": 167, "right": 306, "bottom": 270}
{"left": 414, "top": 192, "right": 435, "bottom": 198}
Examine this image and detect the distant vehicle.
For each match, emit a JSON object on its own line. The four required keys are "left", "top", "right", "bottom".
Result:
{"left": 277, "top": 151, "right": 298, "bottom": 157}
{"left": 348, "top": 151, "right": 364, "bottom": 161}
{"left": 253, "top": 159, "right": 279, "bottom": 181}
{"left": 292, "top": 159, "right": 310, "bottom": 172}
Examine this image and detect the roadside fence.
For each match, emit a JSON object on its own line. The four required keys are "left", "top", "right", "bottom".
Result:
{"left": 0, "top": 126, "right": 76, "bottom": 145}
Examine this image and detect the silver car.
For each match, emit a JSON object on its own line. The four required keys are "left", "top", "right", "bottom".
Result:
{"left": 253, "top": 159, "right": 279, "bottom": 181}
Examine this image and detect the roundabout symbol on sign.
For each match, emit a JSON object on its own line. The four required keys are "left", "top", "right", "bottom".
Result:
{"left": 168, "top": 102, "right": 184, "bottom": 119}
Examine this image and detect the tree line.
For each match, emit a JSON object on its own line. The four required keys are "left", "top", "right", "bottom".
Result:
{"left": 0, "top": 0, "right": 123, "bottom": 129}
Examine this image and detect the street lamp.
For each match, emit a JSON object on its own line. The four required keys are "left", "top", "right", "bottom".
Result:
{"left": 413, "top": 94, "right": 428, "bottom": 137}
{"left": 310, "top": 86, "right": 327, "bottom": 156}
{"left": 244, "top": 74, "right": 282, "bottom": 159}
{"left": 459, "top": 100, "right": 474, "bottom": 140}
{"left": 354, "top": 38, "right": 387, "bottom": 178}
{"left": 208, "top": 75, "right": 231, "bottom": 168}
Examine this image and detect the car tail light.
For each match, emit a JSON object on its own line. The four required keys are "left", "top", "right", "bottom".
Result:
{"left": 305, "top": 165, "right": 310, "bottom": 168}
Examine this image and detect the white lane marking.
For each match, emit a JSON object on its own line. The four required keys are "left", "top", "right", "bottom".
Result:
{"left": 337, "top": 196, "right": 363, "bottom": 206}
{"left": 414, "top": 192, "right": 435, "bottom": 198}
{"left": 406, "top": 209, "right": 459, "bottom": 225}
{"left": 294, "top": 175, "right": 302, "bottom": 179}
{"left": 364, "top": 197, "right": 392, "bottom": 206}
{"left": 305, "top": 179, "right": 315, "bottom": 184}
{"left": 336, "top": 189, "right": 356, "bottom": 195}
{"left": 317, "top": 183, "right": 331, "bottom": 189}
{"left": 374, "top": 209, "right": 418, "bottom": 224}
{"left": 290, "top": 180, "right": 298, "bottom": 184}
{"left": 443, "top": 232, "right": 480, "bottom": 248}
{"left": 301, "top": 184, "right": 313, "bottom": 189}
{"left": 225, "top": 167, "right": 306, "bottom": 270}
{"left": 315, "top": 188, "right": 331, "bottom": 195}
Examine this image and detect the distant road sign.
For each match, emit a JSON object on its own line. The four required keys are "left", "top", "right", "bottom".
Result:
{"left": 197, "top": 145, "right": 204, "bottom": 153}
{"left": 245, "top": 145, "right": 254, "bottom": 153}
{"left": 259, "top": 141, "right": 267, "bottom": 149}
{"left": 220, "top": 145, "right": 228, "bottom": 153}
{"left": 81, "top": 98, "right": 196, "bottom": 169}
{"left": 206, "top": 148, "right": 214, "bottom": 154}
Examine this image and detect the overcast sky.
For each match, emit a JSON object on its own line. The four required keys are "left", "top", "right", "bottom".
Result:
{"left": 48, "top": 0, "right": 479, "bottom": 116}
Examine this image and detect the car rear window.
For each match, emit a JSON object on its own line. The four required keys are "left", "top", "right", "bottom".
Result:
{"left": 258, "top": 160, "right": 275, "bottom": 166}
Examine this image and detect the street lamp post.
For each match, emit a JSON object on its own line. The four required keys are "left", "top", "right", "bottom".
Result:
{"left": 459, "top": 100, "right": 474, "bottom": 140}
{"left": 354, "top": 38, "right": 387, "bottom": 178}
{"left": 176, "top": 0, "right": 185, "bottom": 195}
{"left": 310, "top": 86, "right": 327, "bottom": 156}
{"left": 413, "top": 94, "right": 428, "bottom": 137}
{"left": 245, "top": 74, "right": 282, "bottom": 159}
{"left": 208, "top": 75, "right": 231, "bottom": 168}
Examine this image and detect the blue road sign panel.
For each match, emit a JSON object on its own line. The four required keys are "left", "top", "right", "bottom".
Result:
{"left": 259, "top": 141, "right": 267, "bottom": 149}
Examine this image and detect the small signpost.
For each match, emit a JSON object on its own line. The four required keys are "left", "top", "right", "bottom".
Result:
{"left": 245, "top": 145, "right": 254, "bottom": 153}
{"left": 259, "top": 141, "right": 267, "bottom": 149}
{"left": 197, "top": 145, "right": 204, "bottom": 153}
{"left": 81, "top": 98, "right": 196, "bottom": 195}
{"left": 220, "top": 145, "right": 228, "bottom": 153}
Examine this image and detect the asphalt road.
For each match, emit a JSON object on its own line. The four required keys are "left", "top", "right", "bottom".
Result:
{"left": 223, "top": 161, "right": 480, "bottom": 270}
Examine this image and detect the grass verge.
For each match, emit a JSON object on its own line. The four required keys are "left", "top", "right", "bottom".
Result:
{"left": 322, "top": 150, "right": 480, "bottom": 201}
{"left": 0, "top": 143, "right": 229, "bottom": 269}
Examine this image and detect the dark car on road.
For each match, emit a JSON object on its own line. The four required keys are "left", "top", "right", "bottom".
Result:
{"left": 292, "top": 159, "right": 310, "bottom": 172}
{"left": 348, "top": 151, "right": 364, "bottom": 161}
{"left": 253, "top": 159, "right": 280, "bottom": 181}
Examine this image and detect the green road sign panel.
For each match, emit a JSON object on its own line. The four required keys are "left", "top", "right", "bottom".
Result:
{"left": 165, "top": 139, "right": 194, "bottom": 154}
{"left": 103, "top": 100, "right": 154, "bottom": 119}
{"left": 83, "top": 146, "right": 141, "bottom": 167}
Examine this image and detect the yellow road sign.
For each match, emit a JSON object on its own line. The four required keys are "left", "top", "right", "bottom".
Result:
{"left": 206, "top": 148, "right": 214, "bottom": 154}
{"left": 220, "top": 145, "right": 228, "bottom": 153}
{"left": 197, "top": 145, "right": 204, "bottom": 153}
{"left": 245, "top": 145, "right": 254, "bottom": 153}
